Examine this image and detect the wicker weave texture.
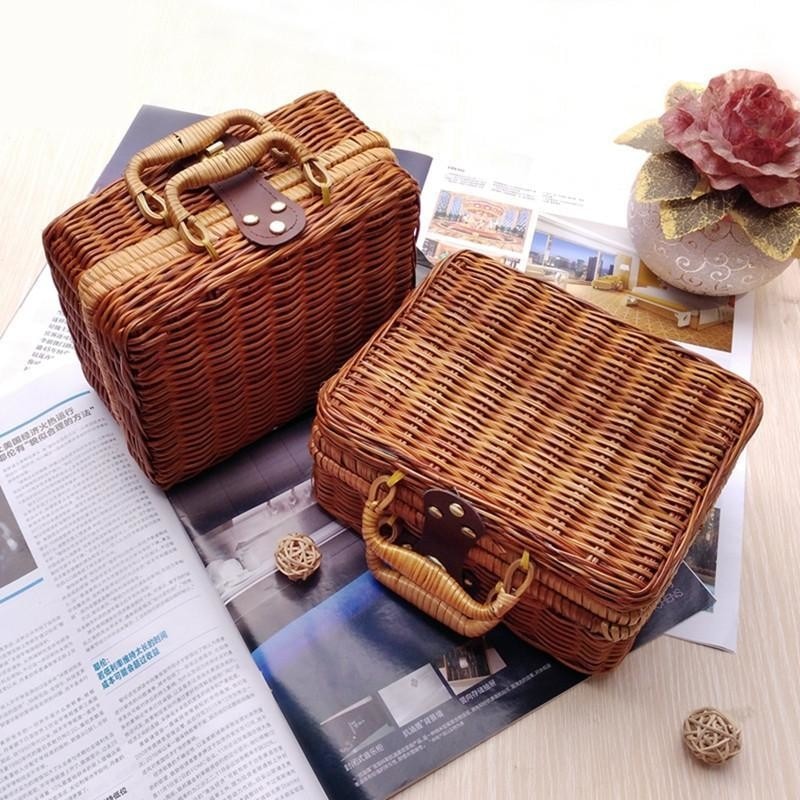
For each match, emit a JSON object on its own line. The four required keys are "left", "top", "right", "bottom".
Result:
{"left": 310, "top": 251, "right": 762, "bottom": 673}
{"left": 43, "top": 92, "right": 420, "bottom": 487}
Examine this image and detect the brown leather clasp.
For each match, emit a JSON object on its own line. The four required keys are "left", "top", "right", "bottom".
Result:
{"left": 416, "top": 489, "right": 485, "bottom": 588}
{"left": 210, "top": 167, "right": 306, "bottom": 247}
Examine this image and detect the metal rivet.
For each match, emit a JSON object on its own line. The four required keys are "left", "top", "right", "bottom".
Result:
{"left": 461, "top": 526, "right": 476, "bottom": 539}
{"left": 427, "top": 505, "right": 443, "bottom": 519}
{"left": 269, "top": 220, "right": 287, "bottom": 235}
{"left": 449, "top": 502, "right": 464, "bottom": 518}
{"left": 242, "top": 213, "right": 260, "bottom": 226}
{"left": 270, "top": 201, "right": 287, "bottom": 213}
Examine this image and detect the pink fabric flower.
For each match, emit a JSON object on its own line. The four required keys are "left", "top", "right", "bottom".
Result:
{"left": 660, "top": 69, "right": 800, "bottom": 207}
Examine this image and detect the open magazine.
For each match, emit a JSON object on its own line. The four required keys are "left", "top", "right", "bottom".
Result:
{"left": 0, "top": 105, "right": 728, "bottom": 799}
{"left": 0, "top": 361, "right": 711, "bottom": 800}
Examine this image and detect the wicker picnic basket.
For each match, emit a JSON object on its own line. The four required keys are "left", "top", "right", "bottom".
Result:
{"left": 310, "top": 250, "right": 762, "bottom": 673}
{"left": 43, "top": 91, "right": 420, "bottom": 488}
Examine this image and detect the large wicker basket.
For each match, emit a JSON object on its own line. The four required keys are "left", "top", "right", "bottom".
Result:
{"left": 43, "top": 91, "right": 420, "bottom": 488}
{"left": 310, "top": 250, "right": 762, "bottom": 673}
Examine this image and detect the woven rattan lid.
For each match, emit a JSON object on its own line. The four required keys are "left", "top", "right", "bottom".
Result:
{"left": 317, "top": 251, "right": 762, "bottom": 614}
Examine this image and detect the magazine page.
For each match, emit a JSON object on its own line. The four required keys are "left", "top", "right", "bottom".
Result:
{"left": 166, "top": 406, "right": 711, "bottom": 800}
{"left": 0, "top": 269, "right": 74, "bottom": 375}
{"left": 0, "top": 361, "right": 326, "bottom": 800}
{"left": 416, "top": 152, "right": 754, "bottom": 652}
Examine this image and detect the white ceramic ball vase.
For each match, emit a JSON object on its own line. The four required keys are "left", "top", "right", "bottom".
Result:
{"left": 627, "top": 193, "right": 795, "bottom": 296}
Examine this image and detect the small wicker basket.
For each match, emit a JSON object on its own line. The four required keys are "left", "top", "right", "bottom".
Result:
{"left": 44, "top": 91, "right": 419, "bottom": 488}
{"left": 310, "top": 250, "right": 762, "bottom": 673}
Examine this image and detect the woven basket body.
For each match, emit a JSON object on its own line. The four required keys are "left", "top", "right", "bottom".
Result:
{"left": 310, "top": 251, "right": 762, "bottom": 674}
{"left": 43, "top": 91, "right": 420, "bottom": 488}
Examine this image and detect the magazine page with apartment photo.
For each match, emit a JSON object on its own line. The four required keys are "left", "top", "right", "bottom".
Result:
{"left": 0, "top": 360, "right": 327, "bottom": 800}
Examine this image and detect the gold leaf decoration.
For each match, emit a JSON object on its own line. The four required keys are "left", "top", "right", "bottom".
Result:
{"left": 660, "top": 191, "right": 738, "bottom": 239}
{"left": 614, "top": 119, "right": 674, "bottom": 154}
{"left": 665, "top": 81, "right": 704, "bottom": 108}
{"left": 690, "top": 174, "right": 712, "bottom": 200}
{"left": 635, "top": 153, "right": 701, "bottom": 203}
{"left": 729, "top": 195, "right": 800, "bottom": 261}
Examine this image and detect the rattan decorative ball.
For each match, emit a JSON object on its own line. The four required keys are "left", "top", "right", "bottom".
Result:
{"left": 274, "top": 534, "right": 321, "bottom": 581}
{"left": 682, "top": 707, "right": 742, "bottom": 765}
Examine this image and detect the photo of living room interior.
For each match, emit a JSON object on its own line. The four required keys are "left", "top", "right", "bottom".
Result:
{"left": 529, "top": 214, "right": 735, "bottom": 353}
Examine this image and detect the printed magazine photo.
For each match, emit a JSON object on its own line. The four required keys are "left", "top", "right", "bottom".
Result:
{"left": 0, "top": 487, "right": 37, "bottom": 591}
{"left": 428, "top": 190, "right": 531, "bottom": 254}
{"left": 530, "top": 214, "right": 736, "bottom": 353}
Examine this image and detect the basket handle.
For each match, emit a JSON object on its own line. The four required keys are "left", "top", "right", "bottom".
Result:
{"left": 363, "top": 474, "right": 533, "bottom": 638}
{"left": 163, "top": 130, "right": 332, "bottom": 258}
{"left": 124, "top": 109, "right": 273, "bottom": 224}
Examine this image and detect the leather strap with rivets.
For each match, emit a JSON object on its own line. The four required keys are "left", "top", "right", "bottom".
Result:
{"left": 417, "top": 488, "right": 486, "bottom": 588}
{"left": 210, "top": 166, "right": 306, "bottom": 247}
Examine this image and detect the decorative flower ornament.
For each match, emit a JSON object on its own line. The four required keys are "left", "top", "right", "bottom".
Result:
{"left": 617, "top": 69, "right": 800, "bottom": 262}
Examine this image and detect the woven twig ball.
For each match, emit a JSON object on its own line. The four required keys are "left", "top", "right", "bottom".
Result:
{"left": 275, "top": 534, "right": 321, "bottom": 581}
{"left": 682, "top": 707, "right": 742, "bottom": 765}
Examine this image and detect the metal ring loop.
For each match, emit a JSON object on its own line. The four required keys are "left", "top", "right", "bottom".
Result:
{"left": 179, "top": 216, "right": 218, "bottom": 259}
{"left": 502, "top": 553, "right": 534, "bottom": 597}
{"left": 135, "top": 189, "right": 168, "bottom": 224}
{"left": 302, "top": 158, "right": 333, "bottom": 205}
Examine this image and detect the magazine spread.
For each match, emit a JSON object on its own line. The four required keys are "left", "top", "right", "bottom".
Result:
{"left": 0, "top": 361, "right": 711, "bottom": 800}
{"left": 0, "top": 105, "right": 730, "bottom": 799}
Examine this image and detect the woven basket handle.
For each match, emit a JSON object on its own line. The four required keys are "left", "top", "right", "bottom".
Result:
{"left": 363, "top": 475, "right": 533, "bottom": 638}
{"left": 124, "top": 109, "right": 273, "bottom": 224}
{"left": 163, "top": 130, "right": 332, "bottom": 257}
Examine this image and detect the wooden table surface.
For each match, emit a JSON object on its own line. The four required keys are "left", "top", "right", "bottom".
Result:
{"left": 2, "top": 2, "right": 798, "bottom": 797}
